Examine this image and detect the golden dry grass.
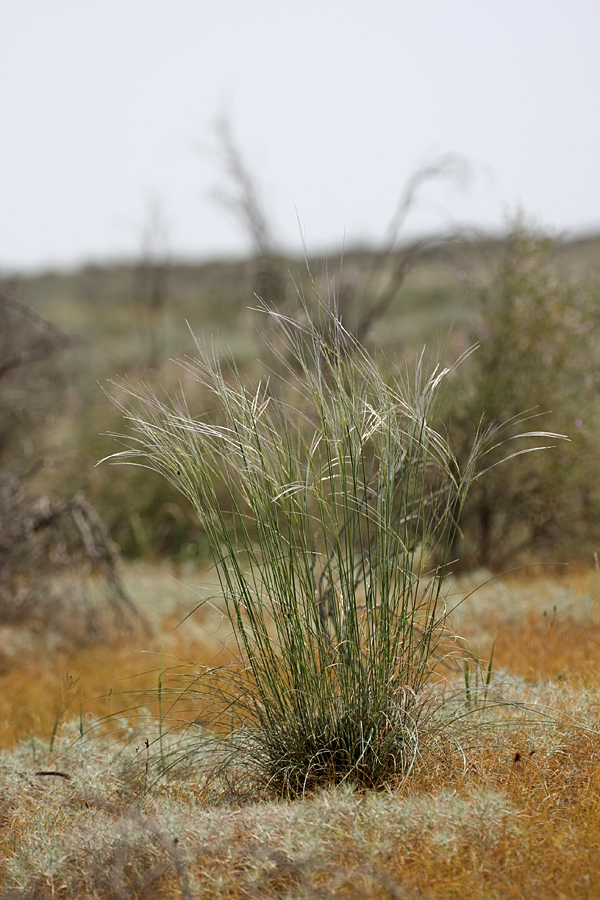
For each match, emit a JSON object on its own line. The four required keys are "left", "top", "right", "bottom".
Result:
{"left": 456, "top": 567, "right": 600, "bottom": 681}
{"left": 0, "top": 562, "right": 230, "bottom": 748}
{"left": 1, "top": 565, "right": 600, "bottom": 898}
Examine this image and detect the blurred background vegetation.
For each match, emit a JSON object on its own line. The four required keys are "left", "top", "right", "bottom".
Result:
{"left": 2, "top": 220, "right": 599, "bottom": 573}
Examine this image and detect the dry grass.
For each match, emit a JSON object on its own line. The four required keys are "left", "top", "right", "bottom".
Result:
{"left": 1, "top": 565, "right": 600, "bottom": 898}
{"left": 453, "top": 567, "right": 600, "bottom": 682}
{"left": 0, "top": 562, "right": 229, "bottom": 748}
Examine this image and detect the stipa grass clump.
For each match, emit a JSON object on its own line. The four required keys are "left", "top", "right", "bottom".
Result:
{"left": 106, "top": 302, "right": 557, "bottom": 795}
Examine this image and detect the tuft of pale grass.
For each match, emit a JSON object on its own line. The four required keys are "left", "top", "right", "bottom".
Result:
{"left": 104, "top": 301, "right": 561, "bottom": 795}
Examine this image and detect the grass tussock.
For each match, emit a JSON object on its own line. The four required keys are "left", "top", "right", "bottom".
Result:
{"left": 104, "top": 301, "right": 560, "bottom": 795}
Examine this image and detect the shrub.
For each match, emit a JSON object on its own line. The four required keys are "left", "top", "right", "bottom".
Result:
{"left": 106, "top": 303, "right": 555, "bottom": 794}
{"left": 447, "top": 223, "right": 600, "bottom": 568}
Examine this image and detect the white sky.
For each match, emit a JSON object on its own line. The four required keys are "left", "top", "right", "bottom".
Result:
{"left": 1, "top": 0, "right": 599, "bottom": 272}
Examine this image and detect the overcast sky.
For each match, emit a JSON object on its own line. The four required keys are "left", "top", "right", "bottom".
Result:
{"left": 1, "top": 0, "right": 598, "bottom": 272}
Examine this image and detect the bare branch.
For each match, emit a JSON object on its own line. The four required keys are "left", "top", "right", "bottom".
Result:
{"left": 211, "top": 117, "right": 276, "bottom": 260}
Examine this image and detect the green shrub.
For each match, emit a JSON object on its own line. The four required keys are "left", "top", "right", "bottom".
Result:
{"left": 447, "top": 223, "right": 600, "bottom": 568}
{"left": 106, "top": 303, "right": 553, "bottom": 794}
